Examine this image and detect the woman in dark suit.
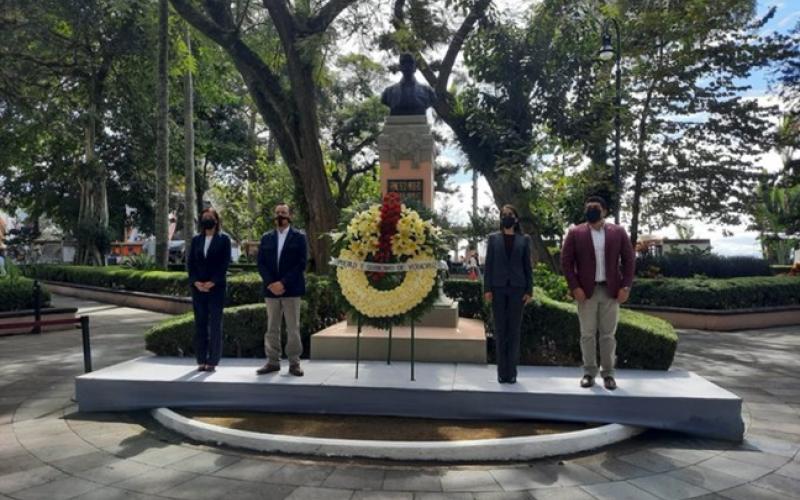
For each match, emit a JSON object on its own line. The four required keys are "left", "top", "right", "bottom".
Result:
{"left": 187, "top": 208, "right": 231, "bottom": 372}
{"left": 483, "top": 205, "right": 533, "bottom": 384}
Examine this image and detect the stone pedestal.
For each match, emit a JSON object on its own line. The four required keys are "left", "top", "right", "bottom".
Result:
{"left": 378, "top": 115, "right": 435, "bottom": 209}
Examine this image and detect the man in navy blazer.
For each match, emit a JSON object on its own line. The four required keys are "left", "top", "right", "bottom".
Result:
{"left": 256, "top": 203, "right": 308, "bottom": 376}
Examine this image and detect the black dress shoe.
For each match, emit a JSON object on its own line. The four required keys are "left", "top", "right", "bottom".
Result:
{"left": 289, "top": 364, "right": 304, "bottom": 377}
{"left": 497, "top": 377, "right": 508, "bottom": 384}
{"left": 508, "top": 377, "right": 517, "bottom": 384}
{"left": 603, "top": 376, "right": 617, "bottom": 391}
{"left": 197, "top": 365, "right": 206, "bottom": 372}
{"left": 580, "top": 375, "right": 595, "bottom": 388}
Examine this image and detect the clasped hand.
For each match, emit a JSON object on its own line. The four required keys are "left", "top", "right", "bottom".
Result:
{"left": 194, "top": 281, "right": 215, "bottom": 293}
{"left": 267, "top": 281, "right": 285, "bottom": 296}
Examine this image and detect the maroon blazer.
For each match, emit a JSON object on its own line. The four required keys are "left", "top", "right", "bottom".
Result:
{"left": 560, "top": 222, "right": 635, "bottom": 299}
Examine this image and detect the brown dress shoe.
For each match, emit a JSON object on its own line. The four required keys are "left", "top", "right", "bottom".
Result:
{"left": 256, "top": 364, "right": 280, "bottom": 375}
{"left": 580, "top": 375, "right": 595, "bottom": 388}
{"left": 289, "top": 364, "right": 304, "bottom": 377}
{"left": 603, "top": 376, "right": 617, "bottom": 391}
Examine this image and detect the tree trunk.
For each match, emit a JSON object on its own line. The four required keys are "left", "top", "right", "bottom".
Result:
{"left": 483, "top": 170, "right": 558, "bottom": 272}
{"left": 155, "top": 0, "right": 170, "bottom": 269}
{"left": 183, "top": 23, "right": 197, "bottom": 254}
{"left": 76, "top": 78, "right": 108, "bottom": 266}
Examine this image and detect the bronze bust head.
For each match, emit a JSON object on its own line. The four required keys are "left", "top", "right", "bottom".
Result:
{"left": 381, "top": 53, "right": 437, "bottom": 116}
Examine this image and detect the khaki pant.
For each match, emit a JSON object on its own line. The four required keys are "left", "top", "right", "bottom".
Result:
{"left": 577, "top": 284, "right": 619, "bottom": 377}
{"left": 264, "top": 297, "right": 302, "bottom": 366}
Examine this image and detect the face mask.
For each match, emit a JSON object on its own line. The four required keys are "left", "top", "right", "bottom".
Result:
{"left": 275, "top": 215, "right": 290, "bottom": 225}
{"left": 586, "top": 207, "right": 602, "bottom": 223}
{"left": 200, "top": 218, "right": 216, "bottom": 230}
{"left": 501, "top": 215, "right": 516, "bottom": 229}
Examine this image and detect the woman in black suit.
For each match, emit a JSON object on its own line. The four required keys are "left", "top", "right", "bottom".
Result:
{"left": 483, "top": 205, "right": 533, "bottom": 384}
{"left": 187, "top": 208, "right": 231, "bottom": 372}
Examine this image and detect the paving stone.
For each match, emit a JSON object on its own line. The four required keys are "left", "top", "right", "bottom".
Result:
{"left": 776, "top": 460, "right": 800, "bottom": 479}
{"left": 699, "top": 455, "right": 773, "bottom": 481}
{"left": 70, "top": 485, "right": 162, "bottom": 500}
{"left": 322, "top": 466, "right": 385, "bottom": 490}
{"left": 212, "top": 458, "right": 284, "bottom": 482}
{"left": 48, "top": 450, "right": 119, "bottom": 474}
{"left": 166, "top": 451, "right": 239, "bottom": 474}
{"left": 114, "top": 467, "right": 196, "bottom": 494}
{"left": 265, "top": 463, "right": 335, "bottom": 487}
{"left": 581, "top": 481, "right": 662, "bottom": 500}
{"left": 530, "top": 486, "right": 596, "bottom": 500}
{"left": 12, "top": 475, "right": 101, "bottom": 500}
{"left": 75, "top": 460, "right": 159, "bottom": 485}
{"left": 489, "top": 468, "right": 556, "bottom": 491}
{"left": 440, "top": 470, "right": 501, "bottom": 492}
{"left": 666, "top": 464, "right": 747, "bottom": 492}
{"left": 383, "top": 470, "right": 443, "bottom": 492}
{"left": 628, "top": 473, "right": 710, "bottom": 500}
{"left": 617, "top": 450, "right": 691, "bottom": 473}
{"left": 720, "top": 449, "right": 790, "bottom": 469}
{"left": 284, "top": 486, "right": 354, "bottom": 500}
{"left": 472, "top": 493, "right": 531, "bottom": 500}
{"left": 717, "top": 483, "right": 788, "bottom": 500}
{"left": 351, "top": 492, "right": 414, "bottom": 500}
{"left": 0, "top": 465, "right": 67, "bottom": 494}
{"left": 412, "top": 493, "right": 474, "bottom": 500}
{"left": 579, "top": 457, "right": 652, "bottom": 481}
{"left": 158, "top": 474, "right": 259, "bottom": 500}
{"left": 751, "top": 473, "right": 800, "bottom": 499}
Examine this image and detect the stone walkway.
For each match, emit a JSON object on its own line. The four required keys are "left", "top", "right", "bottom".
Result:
{"left": 0, "top": 294, "right": 797, "bottom": 500}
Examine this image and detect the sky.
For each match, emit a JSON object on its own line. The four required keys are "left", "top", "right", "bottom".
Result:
{"left": 435, "top": 0, "right": 799, "bottom": 258}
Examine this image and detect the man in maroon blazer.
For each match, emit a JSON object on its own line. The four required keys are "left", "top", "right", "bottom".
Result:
{"left": 560, "top": 196, "right": 635, "bottom": 390}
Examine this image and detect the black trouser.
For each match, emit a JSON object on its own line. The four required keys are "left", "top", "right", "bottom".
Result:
{"left": 191, "top": 284, "right": 225, "bottom": 366}
{"left": 491, "top": 286, "right": 525, "bottom": 381}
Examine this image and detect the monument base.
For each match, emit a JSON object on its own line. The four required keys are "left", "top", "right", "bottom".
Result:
{"left": 312, "top": 318, "right": 486, "bottom": 363}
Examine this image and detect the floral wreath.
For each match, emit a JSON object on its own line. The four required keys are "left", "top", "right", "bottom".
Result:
{"left": 330, "top": 193, "right": 448, "bottom": 328}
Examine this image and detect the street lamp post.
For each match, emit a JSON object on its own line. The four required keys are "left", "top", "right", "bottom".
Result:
{"left": 598, "top": 18, "right": 621, "bottom": 224}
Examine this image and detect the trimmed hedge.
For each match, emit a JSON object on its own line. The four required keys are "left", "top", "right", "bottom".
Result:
{"left": 524, "top": 288, "right": 676, "bottom": 370}
{"left": 629, "top": 276, "right": 800, "bottom": 310}
{"left": 145, "top": 302, "right": 332, "bottom": 359}
{"left": 0, "top": 277, "right": 52, "bottom": 312}
{"left": 636, "top": 254, "right": 771, "bottom": 278}
{"left": 146, "top": 279, "right": 677, "bottom": 370}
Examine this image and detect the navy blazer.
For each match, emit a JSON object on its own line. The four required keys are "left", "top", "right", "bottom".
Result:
{"left": 187, "top": 232, "right": 232, "bottom": 289}
{"left": 483, "top": 231, "right": 533, "bottom": 293}
{"left": 257, "top": 227, "right": 308, "bottom": 298}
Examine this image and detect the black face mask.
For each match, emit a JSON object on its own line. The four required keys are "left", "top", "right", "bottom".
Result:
{"left": 586, "top": 207, "right": 602, "bottom": 223}
{"left": 200, "top": 218, "right": 216, "bottom": 230}
{"left": 274, "top": 215, "right": 290, "bottom": 225}
{"left": 501, "top": 215, "right": 516, "bottom": 229}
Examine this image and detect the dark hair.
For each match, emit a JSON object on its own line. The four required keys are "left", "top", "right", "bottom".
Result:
{"left": 585, "top": 195, "right": 608, "bottom": 211}
{"left": 274, "top": 202, "right": 292, "bottom": 215}
{"left": 500, "top": 204, "right": 522, "bottom": 233}
{"left": 400, "top": 53, "right": 415, "bottom": 65}
{"left": 200, "top": 208, "right": 221, "bottom": 234}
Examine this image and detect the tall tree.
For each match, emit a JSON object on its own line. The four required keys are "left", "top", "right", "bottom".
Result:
{"left": 183, "top": 23, "right": 197, "bottom": 252}
{"left": 155, "top": 0, "right": 170, "bottom": 268}
{"left": 169, "top": 0, "right": 360, "bottom": 271}
{"left": 0, "top": 0, "right": 150, "bottom": 264}
{"left": 384, "top": 0, "right": 604, "bottom": 270}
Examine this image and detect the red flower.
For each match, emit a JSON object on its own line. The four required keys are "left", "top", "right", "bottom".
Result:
{"left": 370, "top": 193, "right": 403, "bottom": 283}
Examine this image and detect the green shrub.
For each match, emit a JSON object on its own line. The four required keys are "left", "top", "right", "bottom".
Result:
{"left": 146, "top": 301, "right": 332, "bottom": 359}
{"left": 0, "top": 277, "right": 52, "bottom": 312}
{"left": 533, "top": 262, "right": 570, "bottom": 302}
{"left": 629, "top": 276, "right": 800, "bottom": 309}
{"left": 145, "top": 278, "right": 676, "bottom": 370}
{"left": 636, "top": 254, "right": 771, "bottom": 278}
{"left": 524, "top": 288, "right": 676, "bottom": 370}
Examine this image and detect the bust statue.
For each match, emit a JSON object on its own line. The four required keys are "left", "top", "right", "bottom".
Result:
{"left": 381, "top": 53, "right": 437, "bottom": 116}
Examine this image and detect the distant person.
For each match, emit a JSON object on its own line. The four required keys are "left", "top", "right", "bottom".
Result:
{"left": 483, "top": 205, "right": 533, "bottom": 384}
{"left": 466, "top": 248, "right": 481, "bottom": 281}
{"left": 560, "top": 196, "right": 635, "bottom": 391}
{"left": 187, "top": 208, "right": 231, "bottom": 373}
{"left": 256, "top": 203, "right": 308, "bottom": 377}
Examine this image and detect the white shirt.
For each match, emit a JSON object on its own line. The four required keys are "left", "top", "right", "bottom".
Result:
{"left": 276, "top": 226, "right": 290, "bottom": 269}
{"left": 590, "top": 224, "right": 606, "bottom": 282}
{"left": 203, "top": 235, "right": 213, "bottom": 258}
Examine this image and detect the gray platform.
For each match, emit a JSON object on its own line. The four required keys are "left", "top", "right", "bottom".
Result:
{"left": 75, "top": 357, "right": 744, "bottom": 441}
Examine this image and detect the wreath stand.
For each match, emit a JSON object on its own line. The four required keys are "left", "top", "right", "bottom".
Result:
{"left": 354, "top": 318, "right": 415, "bottom": 381}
